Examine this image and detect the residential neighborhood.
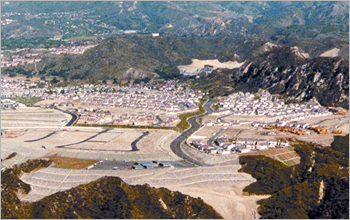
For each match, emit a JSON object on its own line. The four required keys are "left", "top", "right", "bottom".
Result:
{"left": 1, "top": 79, "right": 203, "bottom": 127}
{"left": 208, "top": 91, "right": 332, "bottom": 129}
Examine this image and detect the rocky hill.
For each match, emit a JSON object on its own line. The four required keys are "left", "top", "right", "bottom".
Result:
{"left": 232, "top": 46, "right": 349, "bottom": 109}
{"left": 1, "top": 159, "right": 222, "bottom": 219}
{"left": 2, "top": 1, "right": 348, "bottom": 56}
{"left": 31, "top": 35, "right": 265, "bottom": 81}
{"left": 192, "top": 45, "right": 349, "bottom": 109}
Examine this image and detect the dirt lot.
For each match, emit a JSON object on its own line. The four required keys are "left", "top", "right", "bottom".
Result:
{"left": 178, "top": 59, "right": 244, "bottom": 75}
{"left": 1, "top": 107, "right": 71, "bottom": 128}
{"left": 20, "top": 164, "right": 267, "bottom": 219}
{"left": 1, "top": 125, "right": 179, "bottom": 163}
{"left": 222, "top": 114, "right": 276, "bottom": 123}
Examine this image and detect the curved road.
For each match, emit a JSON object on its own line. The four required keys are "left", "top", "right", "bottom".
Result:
{"left": 170, "top": 98, "right": 215, "bottom": 166}
{"left": 65, "top": 111, "right": 79, "bottom": 126}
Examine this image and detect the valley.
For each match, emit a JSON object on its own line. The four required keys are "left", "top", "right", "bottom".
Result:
{"left": 1, "top": 1, "right": 349, "bottom": 219}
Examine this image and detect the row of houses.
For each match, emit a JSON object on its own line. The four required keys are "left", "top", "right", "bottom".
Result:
{"left": 42, "top": 81, "right": 203, "bottom": 116}
{"left": 215, "top": 91, "right": 332, "bottom": 121}
{"left": 191, "top": 135, "right": 290, "bottom": 155}
{"left": 1, "top": 43, "right": 98, "bottom": 68}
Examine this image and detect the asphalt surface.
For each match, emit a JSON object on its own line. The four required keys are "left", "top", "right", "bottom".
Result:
{"left": 170, "top": 98, "right": 215, "bottom": 166}
{"left": 65, "top": 111, "right": 79, "bottom": 126}
{"left": 24, "top": 131, "right": 58, "bottom": 142}
{"left": 207, "top": 128, "right": 224, "bottom": 147}
{"left": 90, "top": 160, "right": 194, "bottom": 170}
{"left": 131, "top": 131, "right": 150, "bottom": 151}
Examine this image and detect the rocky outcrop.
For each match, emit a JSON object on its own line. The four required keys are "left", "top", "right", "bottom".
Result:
{"left": 232, "top": 47, "right": 349, "bottom": 109}
{"left": 119, "top": 68, "right": 149, "bottom": 79}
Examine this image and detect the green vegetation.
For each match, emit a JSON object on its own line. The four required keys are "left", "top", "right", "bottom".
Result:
{"left": 1, "top": 37, "right": 67, "bottom": 50}
{"left": 1, "top": 159, "right": 53, "bottom": 219}
{"left": 211, "top": 103, "right": 220, "bottom": 111}
{"left": 239, "top": 134, "right": 349, "bottom": 219}
{"left": 283, "top": 160, "right": 296, "bottom": 166}
{"left": 176, "top": 96, "right": 208, "bottom": 131}
{"left": 9, "top": 97, "right": 42, "bottom": 107}
{"left": 239, "top": 155, "right": 294, "bottom": 195}
{"left": 3, "top": 152, "right": 17, "bottom": 161}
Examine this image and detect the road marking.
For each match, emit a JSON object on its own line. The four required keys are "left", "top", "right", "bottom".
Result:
{"left": 61, "top": 131, "right": 66, "bottom": 137}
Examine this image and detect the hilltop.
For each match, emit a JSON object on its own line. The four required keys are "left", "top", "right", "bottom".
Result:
{"left": 2, "top": 1, "right": 348, "bottom": 52}
{"left": 1, "top": 159, "right": 222, "bottom": 219}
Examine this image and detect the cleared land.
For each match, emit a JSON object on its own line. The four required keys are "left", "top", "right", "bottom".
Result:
{"left": 48, "top": 156, "right": 99, "bottom": 169}
{"left": 242, "top": 147, "right": 301, "bottom": 166}
{"left": 178, "top": 59, "right": 244, "bottom": 75}
{"left": 1, "top": 125, "right": 180, "bottom": 165}
{"left": 19, "top": 163, "right": 266, "bottom": 219}
{"left": 1, "top": 107, "right": 71, "bottom": 128}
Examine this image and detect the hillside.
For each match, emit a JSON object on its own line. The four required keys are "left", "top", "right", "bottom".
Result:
{"left": 1, "top": 159, "right": 222, "bottom": 219}
{"left": 29, "top": 35, "right": 265, "bottom": 81}
{"left": 192, "top": 46, "right": 349, "bottom": 109}
{"left": 2, "top": 1, "right": 348, "bottom": 55}
{"left": 239, "top": 134, "right": 349, "bottom": 219}
{"left": 232, "top": 46, "right": 349, "bottom": 109}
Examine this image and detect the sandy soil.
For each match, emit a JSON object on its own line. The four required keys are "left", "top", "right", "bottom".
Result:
{"left": 1, "top": 107, "right": 71, "bottom": 128}
{"left": 20, "top": 164, "right": 267, "bottom": 219}
{"left": 320, "top": 48, "right": 340, "bottom": 57}
{"left": 178, "top": 59, "right": 244, "bottom": 75}
{"left": 164, "top": 186, "right": 269, "bottom": 219}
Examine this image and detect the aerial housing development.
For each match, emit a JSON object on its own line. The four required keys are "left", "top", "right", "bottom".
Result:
{"left": 1, "top": 1, "right": 349, "bottom": 220}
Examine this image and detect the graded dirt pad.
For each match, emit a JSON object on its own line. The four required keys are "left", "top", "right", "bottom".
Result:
{"left": 163, "top": 186, "right": 269, "bottom": 219}
{"left": 20, "top": 163, "right": 266, "bottom": 219}
{"left": 1, "top": 107, "right": 71, "bottom": 128}
{"left": 202, "top": 114, "right": 220, "bottom": 123}
{"left": 137, "top": 130, "right": 171, "bottom": 154}
{"left": 178, "top": 59, "right": 244, "bottom": 75}
{"left": 222, "top": 114, "right": 276, "bottom": 123}
{"left": 2, "top": 127, "right": 179, "bottom": 165}
{"left": 1, "top": 131, "right": 26, "bottom": 139}
{"left": 193, "top": 125, "right": 223, "bottom": 137}
{"left": 181, "top": 143, "right": 240, "bottom": 165}
{"left": 101, "top": 129, "right": 144, "bottom": 151}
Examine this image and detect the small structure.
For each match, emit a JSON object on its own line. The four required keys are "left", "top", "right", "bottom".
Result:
{"left": 134, "top": 161, "right": 159, "bottom": 169}
{"left": 131, "top": 165, "right": 144, "bottom": 170}
{"left": 159, "top": 162, "right": 173, "bottom": 168}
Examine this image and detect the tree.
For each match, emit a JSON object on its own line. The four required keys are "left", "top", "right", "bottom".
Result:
{"left": 51, "top": 77, "right": 59, "bottom": 84}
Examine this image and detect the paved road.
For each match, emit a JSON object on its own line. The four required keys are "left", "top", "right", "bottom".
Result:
{"left": 24, "top": 131, "right": 58, "bottom": 142}
{"left": 65, "top": 111, "right": 79, "bottom": 126}
{"left": 207, "top": 128, "right": 224, "bottom": 148}
{"left": 131, "top": 131, "right": 150, "bottom": 151}
{"left": 170, "top": 98, "right": 215, "bottom": 166}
